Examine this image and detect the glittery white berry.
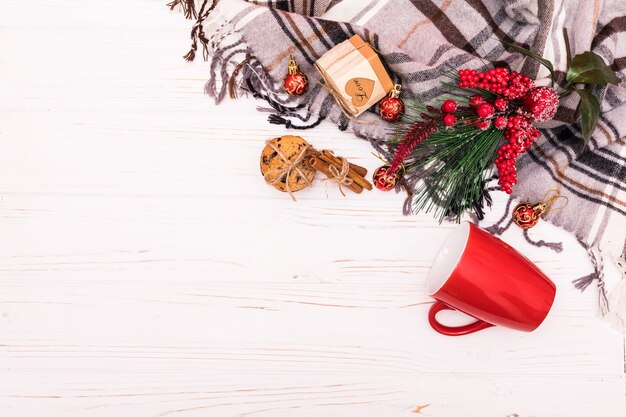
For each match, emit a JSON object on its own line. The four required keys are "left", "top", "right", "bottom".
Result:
{"left": 522, "top": 86, "right": 559, "bottom": 122}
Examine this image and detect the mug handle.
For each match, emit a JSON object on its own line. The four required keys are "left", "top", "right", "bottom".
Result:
{"left": 428, "top": 300, "right": 494, "bottom": 336}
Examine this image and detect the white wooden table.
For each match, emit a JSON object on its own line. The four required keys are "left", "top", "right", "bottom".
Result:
{"left": 1, "top": 1, "right": 625, "bottom": 416}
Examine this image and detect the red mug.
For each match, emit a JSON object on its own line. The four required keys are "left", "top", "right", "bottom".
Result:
{"left": 427, "top": 222, "right": 556, "bottom": 336}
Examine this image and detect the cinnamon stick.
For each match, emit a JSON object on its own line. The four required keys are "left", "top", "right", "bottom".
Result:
{"left": 307, "top": 149, "right": 368, "bottom": 177}
{"left": 348, "top": 162, "right": 368, "bottom": 177}
{"left": 319, "top": 151, "right": 372, "bottom": 191}
{"left": 308, "top": 156, "right": 363, "bottom": 194}
{"left": 321, "top": 150, "right": 368, "bottom": 177}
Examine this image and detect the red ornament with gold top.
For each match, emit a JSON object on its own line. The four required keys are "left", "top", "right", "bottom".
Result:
{"left": 283, "top": 56, "right": 309, "bottom": 96}
{"left": 512, "top": 190, "right": 568, "bottom": 229}
{"left": 372, "top": 165, "right": 399, "bottom": 191}
{"left": 379, "top": 84, "right": 405, "bottom": 122}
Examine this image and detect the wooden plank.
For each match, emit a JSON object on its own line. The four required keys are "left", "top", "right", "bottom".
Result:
{"left": 0, "top": 372, "right": 623, "bottom": 417}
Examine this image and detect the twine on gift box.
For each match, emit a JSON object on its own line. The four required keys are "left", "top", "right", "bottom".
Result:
{"left": 321, "top": 154, "right": 354, "bottom": 196}
{"left": 263, "top": 140, "right": 311, "bottom": 202}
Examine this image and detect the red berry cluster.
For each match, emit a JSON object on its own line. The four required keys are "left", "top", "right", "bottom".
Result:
{"left": 441, "top": 99, "right": 457, "bottom": 127}
{"left": 494, "top": 144, "right": 517, "bottom": 194}
{"left": 453, "top": 68, "right": 560, "bottom": 194}
{"left": 503, "top": 115, "right": 541, "bottom": 153}
{"left": 495, "top": 115, "right": 541, "bottom": 193}
{"left": 468, "top": 95, "right": 504, "bottom": 130}
{"left": 458, "top": 68, "right": 535, "bottom": 100}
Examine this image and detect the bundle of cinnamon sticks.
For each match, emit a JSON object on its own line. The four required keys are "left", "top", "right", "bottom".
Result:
{"left": 260, "top": 135, "right": 372, "bottom": 199}
{"left": 306, "top": 149, "right": 372, "bottom": 194}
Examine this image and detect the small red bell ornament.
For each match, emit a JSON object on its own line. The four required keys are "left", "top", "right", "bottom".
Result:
{"left": 283, "top": 56, "right": 309, "bottom": 96}
{"left": 512, "top": 189, "right": 568, "bottom": 229}
{"left": 379, "top": 84, "right": 405, "bottom": 122}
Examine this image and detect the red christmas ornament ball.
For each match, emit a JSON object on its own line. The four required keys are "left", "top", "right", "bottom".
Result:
{"left": 441, "top": 99, "right": 458, "bottom": 113}
{"left": 512, "top": 202, "right": 541, "bottom": 229}
{"left": 283, "top": 72, "right": 309, "bottom": 96}
{"left": 443, "top": 113, "right": 457, "bottom": 127}
{"left": 476, "top": 103, "right": 495, "bottom": 119}
{"left": 522, "top": 86, "right": 559, "bottom": 122}
{"left": 379, "top": 96, "right": 405, "bottom": 122}
{"left": 372, "top": 165, "right": 398, "bottom": 191}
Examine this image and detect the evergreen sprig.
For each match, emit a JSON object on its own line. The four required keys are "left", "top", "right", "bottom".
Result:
{"left": 388, "top": 111, "right": 502, "bottom": 222}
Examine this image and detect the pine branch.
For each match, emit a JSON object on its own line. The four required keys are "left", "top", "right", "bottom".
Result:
{"left": 387, "top": 119, "right": 503, "bottom": 222}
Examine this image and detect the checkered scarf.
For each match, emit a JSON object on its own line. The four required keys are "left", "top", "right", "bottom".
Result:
{"left": 168, "top": 0, "right": 626, "bottom": 322}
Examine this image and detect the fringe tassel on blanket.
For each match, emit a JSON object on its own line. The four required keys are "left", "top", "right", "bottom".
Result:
{"left": 573, "top": 239, "right": 610, "bottom": 315}
{"left": 570, "top": 234, "right": 626, "bottom": 329}
{"left": 178, "top": 0, "right": 222, "bottom": 62}
{"left": 268, "top": 114, "right": 326, "bottom": 130}
{"left": 167, "top": 0, "right": 197, "bottom": 19}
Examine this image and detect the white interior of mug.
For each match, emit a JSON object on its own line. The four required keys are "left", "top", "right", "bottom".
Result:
{"left": 427, "top": 222, "right": 470, "bottom": 296}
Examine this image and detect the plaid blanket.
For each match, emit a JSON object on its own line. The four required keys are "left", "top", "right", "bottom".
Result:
{"left": 168, "top": 0, "right": 626, "bottom": 322}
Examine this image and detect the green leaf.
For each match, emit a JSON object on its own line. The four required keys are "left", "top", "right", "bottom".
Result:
{"left": 566, "top": 52, "right": 621, "bottom": 86}
{"left": 574, "top": 89, "right": 600, "bottom": 149}
{"left": 503, "top": 40, "right": 556, "bottom": 85}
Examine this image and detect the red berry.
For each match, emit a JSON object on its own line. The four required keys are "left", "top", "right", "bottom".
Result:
{"left": 494, "top": 98, "right": 508, "bottom": 112}
{"left": 469, "top": 94, "right": 486, "bottom": 108}
{"left": 522, "top": 86, "right": 559, "bottom": 122}
{"left": 476, "top": 120, "right": 491, "bottom": 130}
{"left": 443, "top": 114, "right": 457, "bottom": 127}
{"left": 441, "top": 99, "right": 458, "bottom": 113}
{"left": 494, "top": 116, "right": 508, "bottom": 129}
{"left": 476, "top": 103, "right": 495, "bottom": 119}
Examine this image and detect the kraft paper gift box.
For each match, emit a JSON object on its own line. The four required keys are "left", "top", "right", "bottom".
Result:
{"left": 315, "top": 35, "right": 394, "bottom": 117}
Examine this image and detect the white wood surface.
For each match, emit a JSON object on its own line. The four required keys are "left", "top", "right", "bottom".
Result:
{"left": 1, "top": 1, "right": 625, "bottom": 416}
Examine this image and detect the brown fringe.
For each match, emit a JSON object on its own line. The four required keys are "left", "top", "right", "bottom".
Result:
{"left": 182, "top": 0, "right": 216, "bottom": 62}
{"left": 167, "top": 0, "right": 197, "bottom": 19}
{"left": 229, "top": 57, "right": 254, "bottom": 99}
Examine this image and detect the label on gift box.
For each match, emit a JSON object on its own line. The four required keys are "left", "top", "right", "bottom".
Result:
{"left": 315, "top": 35, "right": 393, "bottom": 117}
